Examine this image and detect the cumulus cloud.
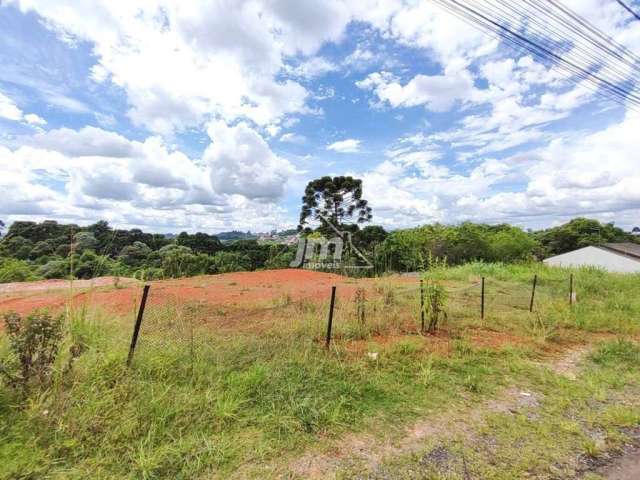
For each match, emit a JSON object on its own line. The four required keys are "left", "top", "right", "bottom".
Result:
{"left": 357, "top": 68, "right": 478, "bottom": 112}
{"left": 361, "top": 113, "right": 640, "bottom": 228}
{"left": 29, "top": 126, "right": 134, "bottom": 157}
{"left": 1, "top": 123, "right": 296, "bottom": 231}
{"left": 205, "top": 121, "right": 295, "bottom": 200}
{"left": 327, "top": 138, "right": 361, "bottom": 153}
{"left": 8, "top": 0, "right": 354, "bottom": 134}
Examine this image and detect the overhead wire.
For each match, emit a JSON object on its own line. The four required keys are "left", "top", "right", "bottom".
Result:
{"left": 440, "top": 0, "right": 640, "bottom": 104}
{"left": 429, "top": 0, "right": 640, "bottom": 112}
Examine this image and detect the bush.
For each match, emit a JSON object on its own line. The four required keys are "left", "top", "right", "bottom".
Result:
{"left": 0, "top": 311, "right": 64, "bottom": 395}
{"left": 0, "top": 258, "right": 38, "bottom": 283}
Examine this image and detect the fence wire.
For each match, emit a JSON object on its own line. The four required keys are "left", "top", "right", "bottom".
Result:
{"left": 127, "top": 273, "right": 579, "bottom": 365}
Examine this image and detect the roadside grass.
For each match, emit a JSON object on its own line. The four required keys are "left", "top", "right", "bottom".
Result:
{"left": 1, "top": 263, "right": 639, "bottom": 479}
{"left": 359, "top": 339, "right": 640, "bottom": 480}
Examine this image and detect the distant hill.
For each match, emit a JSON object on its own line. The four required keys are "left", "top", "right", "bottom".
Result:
{"left": 217, "top": 231, "right": 257, "bottom": 242}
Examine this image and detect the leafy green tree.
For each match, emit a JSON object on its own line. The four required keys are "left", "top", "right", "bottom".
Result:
{"left": 73, "top": 232, "right": 98, "bottom": 252}
{"left": 226, "top": 240, "right": 270, "bottom": 269}
{"left": 537, "top": 218, "right": 630, "bottom": 255}
{"left": 353, "top": 225, "right": 388, "bottom": 251}
{"left": 298, "top": 176, "right": 372, "bottom": 236}
{"left": 72, "top": 251, "right": 113, "bottom": 279}
{"left": 37, "top": 259, "right": 70, "bottom": 280}
{"left": 30, "top": 240, "right": 56, "bottom": 259}
{"left": 211, "top": 251, "right": 252, "bottom": 273}
{"left": 264, "top": 244, "right": 296, "bottom": 269}
{"left": 488, "top": 226, "right": 540, "bottom": 261}
{"left": 118, "top": 241, "right": 153, "bottom": 267}
{"left": 0, "top": 236, "right": 34, "bottom": 260}
{"left": 176, "top": 232, "right": 223, "bottom": 255}
{"left": 159, "top": 245, "right": 212, "bottom": 278}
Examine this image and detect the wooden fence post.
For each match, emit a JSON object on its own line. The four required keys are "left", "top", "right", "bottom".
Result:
{"left": 127, "top": 284, "right": 150, "bottom": 367}
{"left": 325, "top": 286, "right": 337, "bottom": 350}
{"left": 529, "top": 274, "right": 537, "bottom": 313}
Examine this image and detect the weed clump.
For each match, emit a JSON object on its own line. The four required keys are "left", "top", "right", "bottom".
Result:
{"left": 1, "top": 311, "right": 64, "bottom": 396}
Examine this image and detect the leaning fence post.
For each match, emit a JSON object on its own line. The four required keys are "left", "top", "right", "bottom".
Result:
{"left": 420, "top": 279, "right": 425, "bottom": 333}
{"left": 569, "top": 273, "right": 574, "bottom": 305}
{"left": 325, "top": 286, "right": 337, "bottom": 350}
{"left": 127, "top": 284, "right": 150, "bottom": 367}
{"left": 480, "top": 277, "right": 485, "bottom": 320}
{"left": 529, "top": 274, "right": 538, "bottom": 312}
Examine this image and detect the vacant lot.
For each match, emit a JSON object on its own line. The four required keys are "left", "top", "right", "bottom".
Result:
{"left": 0, "top": 269, "right": 397, "bottom": 317}
{"left": 1, "top": 263, "right": 640, "bottom": 479}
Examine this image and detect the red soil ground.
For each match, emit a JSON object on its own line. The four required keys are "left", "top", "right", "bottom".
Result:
{"left": 0, "top": 269, "right": 405, "bottom": 318}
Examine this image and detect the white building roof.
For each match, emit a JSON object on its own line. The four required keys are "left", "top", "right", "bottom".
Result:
{"left": 543, "top": 243, "right": 640, "bottom": 274}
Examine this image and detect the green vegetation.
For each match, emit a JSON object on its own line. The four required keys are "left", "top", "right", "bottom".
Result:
{"left": 0, "top": 215, "right": 637, "bottom": 283}
{"left": 1, "top": 263, "right": 639, "bottom": 478}
{"left": 0, "top": 220, "right": 296, "bottom": 283}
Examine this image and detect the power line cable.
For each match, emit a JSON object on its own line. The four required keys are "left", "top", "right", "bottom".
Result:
{"left": 430, "top": 0, "right": 640, "bottom": 111}
{"left": 616, "top": 0, "right": 640, "bottom": 21}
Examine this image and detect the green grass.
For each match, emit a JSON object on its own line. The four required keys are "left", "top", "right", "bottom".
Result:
{"left": 361, "top": 339, "right": 640, "bottom": 479}
{"left": 1, "top": 263, "right": 640, "bottom": 479}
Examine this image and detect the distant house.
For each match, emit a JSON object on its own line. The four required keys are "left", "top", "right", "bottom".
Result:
{"left": 543, "top": 243, "right": 640, "bottom": 273}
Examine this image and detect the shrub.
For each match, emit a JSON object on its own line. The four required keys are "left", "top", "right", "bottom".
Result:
{"left": 1, "top": 311, "right": 64, "bottom": 395}
{"left": 0, "top": 258, "right": 38, "bottom": 283}
{"left": 422, "top": 279, "right": 448, "bottom": 333}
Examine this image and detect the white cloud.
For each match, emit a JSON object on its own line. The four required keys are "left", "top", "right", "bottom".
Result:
{"left": 343, "top": 47, "right": 377, "bottom": 71}
{"left": 205, "top": 121, "right": 295, "bottom": 200}
{"left": 29, "top": 126, "right": 133, "bottom": 157}
{"left": 356, "top": 67, "right": 478, "bottom": 112}
{"left": 0, "top": 122, "right": 297, "bottom": 231}
{"left": 280, "top": 132, "right": 306, "bottom": 144}
{"left": 23, "top": 113, "right": 47, "bottom": 125}
{"left": 0, "top": 91, "right": 48, "bottom": 126}
{"left": 327, "top": 138, "right": 361, "bottom": 153}
{"left": 9, "top": 0, "right": 354, "bottom": 134}
{"left": 287, "top": 57, "right": 337, "bottom": 79}
{"left": 0, "top": 92, "right": 24, "bottom": 121}
{"left": 361, "top": 112, "right": 640, "bottom": 229}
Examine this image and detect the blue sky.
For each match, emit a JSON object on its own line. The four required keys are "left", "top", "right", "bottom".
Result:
{"left": 1, "top": 0, "right": 639, "bottom": 233}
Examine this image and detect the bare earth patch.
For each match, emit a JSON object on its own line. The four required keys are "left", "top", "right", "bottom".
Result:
{"left": 595, "top": 446, "right": 640, "bottom": 480}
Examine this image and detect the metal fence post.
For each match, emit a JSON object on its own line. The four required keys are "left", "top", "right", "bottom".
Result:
{"left": 420, "top": 279, "right": 425, "bottom": 333}
{"left": 529, "top": 274, "right": 537, "bottom": 312}
{"left": 481, "top": 277, "right": 485, "bottom": 320}
{"left": 325, "top": 286, "right": 337, "bottom": 350}
{"left": 127, "top": 284, "right": 150, "bottom": 367}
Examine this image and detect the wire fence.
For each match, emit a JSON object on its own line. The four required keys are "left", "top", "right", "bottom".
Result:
{"left": 126, "top": 273, "right": 578, "bottom": 366}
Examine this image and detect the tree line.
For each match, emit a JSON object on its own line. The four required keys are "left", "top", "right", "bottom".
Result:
{"left": 0, "top": 216, "right": 636, "bottom": 283}
{"left": 1, "top": 176, "right": 637, "bottom": 282}
{"left": 0, "top": 220, "right": 295, "bottom": 283}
